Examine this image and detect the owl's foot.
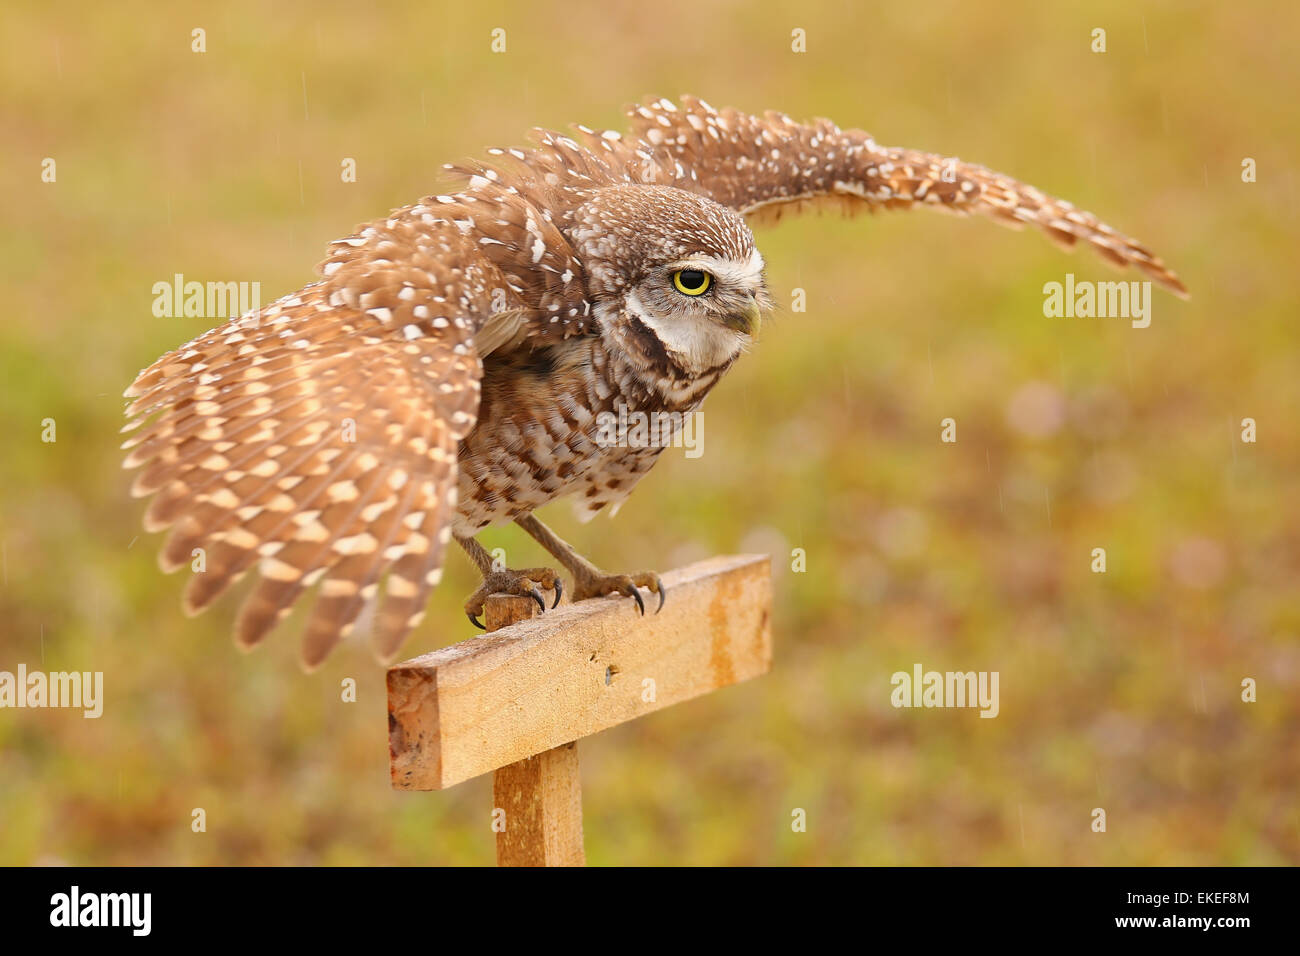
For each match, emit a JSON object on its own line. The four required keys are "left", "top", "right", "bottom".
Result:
{"left": 512, "top": 513, "right": 667, "bottom": 617}
{"left": 463, "top": 566, "right": 563, "bottom": 630}
{"left": 571, "top": 569, "right": 665, "bottom": 616}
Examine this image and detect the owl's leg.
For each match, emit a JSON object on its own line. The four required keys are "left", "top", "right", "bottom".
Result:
{"left": 454, "top": 533, "right": 563, "bottom": 630}
{"left": 514, "top": 513, "right": 665, "bottom": 615}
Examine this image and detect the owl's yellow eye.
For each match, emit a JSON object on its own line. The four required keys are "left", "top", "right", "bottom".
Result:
{"left": 672, "top": 269, "right": 713, "bottom": 296}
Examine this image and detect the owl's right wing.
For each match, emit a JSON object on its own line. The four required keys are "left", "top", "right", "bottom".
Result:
{"left": 618, "top": 96, "right": 1187, "bottom": 297}
{"left": 123, "top": 215, "right": 503, "bottom": 669}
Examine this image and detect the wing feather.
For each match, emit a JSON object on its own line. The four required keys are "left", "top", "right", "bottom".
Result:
{"left": 621, "top": 96, "right": 1187, "bottom": 297}
{"left": 124, "top": 217, "right": 503, "bottom": 666}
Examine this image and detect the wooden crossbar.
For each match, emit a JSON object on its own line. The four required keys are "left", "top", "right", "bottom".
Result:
{"left": 386, "top": 553, "right": 773, "bottom": 865}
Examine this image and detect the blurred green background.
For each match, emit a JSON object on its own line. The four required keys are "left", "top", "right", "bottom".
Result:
{"left": 2, "top": 0, "right": 1297, "bottom": 865}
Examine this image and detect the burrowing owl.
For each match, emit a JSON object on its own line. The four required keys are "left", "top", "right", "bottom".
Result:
{"left": 123, "top": 96, "right": 1186, "bottom": 668}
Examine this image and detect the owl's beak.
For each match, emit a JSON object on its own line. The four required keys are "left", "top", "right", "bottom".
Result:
{"left": 724, "top": 296, "right": 762, "bottom": 337}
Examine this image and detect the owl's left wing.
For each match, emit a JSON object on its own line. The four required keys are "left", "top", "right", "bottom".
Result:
{"left": 620, "top": 96, "right": 1187, "bottom": 297}
{"left": 123, "top": 217, "right": 497, "bottom": 669}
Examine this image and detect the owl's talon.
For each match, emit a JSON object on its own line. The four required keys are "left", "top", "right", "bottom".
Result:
{"left": 634, "top": 573, "right": 666, "bottom": 612}
{"left": 569, "top": 569, "right": 664, "bottom": 617}
{"left": 461, "top": 565, "right": 562, "bottom": 630}
{"left": 551, "top": 578, "right": 564, "bottom": 608}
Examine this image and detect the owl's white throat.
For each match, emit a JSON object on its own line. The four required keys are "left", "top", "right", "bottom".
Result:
{"left": 619, "top": 289, "right": 746, "bottom": 376}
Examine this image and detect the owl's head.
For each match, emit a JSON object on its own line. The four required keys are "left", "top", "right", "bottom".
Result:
{"left": 572, "top": 185, "right": 772, "bottom": 379}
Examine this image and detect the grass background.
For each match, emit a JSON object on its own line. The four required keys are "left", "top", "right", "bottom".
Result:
{"left": 1, "top": 0, "right": 1297, "bottom": 865}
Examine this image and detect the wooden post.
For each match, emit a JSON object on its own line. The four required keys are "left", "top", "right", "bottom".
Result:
{"left": 492, "top": 740, "right": 584, "bottom": 866}
{"left": 485, "top": 591, "right": 585, "bottom": 866}
{"left": 386, "top": 553, "right": 773, "bottom": 866}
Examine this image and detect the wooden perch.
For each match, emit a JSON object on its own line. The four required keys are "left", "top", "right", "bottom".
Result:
{"left": 387, "top": 553, "right": 773, "bottom": 792}
{"left": 387, "top": 552, "right": 772, "bottom": 865}
{"left": 492, "top": 741, "right": 585, "bottom": 866}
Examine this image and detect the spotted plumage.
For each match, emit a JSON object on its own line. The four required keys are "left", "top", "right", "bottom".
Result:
{"left": 123, "top": 96, "right": 1186, "bottom": 668}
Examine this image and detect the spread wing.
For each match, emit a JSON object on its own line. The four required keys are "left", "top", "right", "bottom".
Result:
{"left": 123, "top": 214, "right": 501, "bottom": 668}
{"left": 617, "top": 96, "right": 1187, "bottom": 297}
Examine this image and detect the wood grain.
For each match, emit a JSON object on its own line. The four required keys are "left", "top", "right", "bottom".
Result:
{"left": 485, "top": 587, "right": 584, "bottom": 866}
{"left": 387, "top": 553, "right": 773, "bottom": 790}
{"left": 493, "top": 741, "right": 584, "bottom": 866}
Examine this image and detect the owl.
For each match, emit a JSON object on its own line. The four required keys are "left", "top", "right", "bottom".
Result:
{"left": 122, "top": 96, "right": 1186, "bottom": 668}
